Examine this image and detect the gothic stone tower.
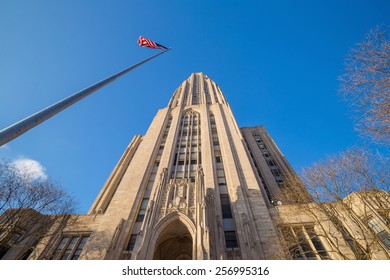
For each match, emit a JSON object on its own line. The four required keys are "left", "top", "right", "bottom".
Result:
{"left": 4, "top": 73, "right": 389, "bottom": 261}
{"left": 34, "top": 73, "right": 286, "bottom": 260}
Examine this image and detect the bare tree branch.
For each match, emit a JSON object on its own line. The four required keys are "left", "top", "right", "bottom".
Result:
{"left": 0, "top": 159, "right": 77, "bottom": 259}
{"left": 277, "top": 147, "right": 390, "bottom": 259}
{"left": 339, "top": 25, "right": 390, "bottom": 145}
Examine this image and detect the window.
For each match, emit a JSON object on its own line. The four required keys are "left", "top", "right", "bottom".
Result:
{"left": 62, "top": 237, "right": 78, "bottom": 260}
{"left": 368, "top": 218, "right": 390, "bottom": 249}
{"left": 266, "top": 159, "right": 276, "bottom": 166}
{"left": 294, "top": 227, "right": 317, "bottom": 259}
{"left": 210, "top": 115, "right": 216, "bottom": 125}
{"left": 281, "top": 225, "right": 330, "bottom": 260}
{"left": 190, "top": 171, "right": 196, "bottom": 178}
{"left": 71, "top": 236, "right": 89, "bottom": 260}
{"left": 271, "top": 168, "right": 282, "bottom": 177}
{"left": 377, "top": 231, "right": 390, "bottom": 250}
{"left": 51, "top": 234, "right": 89, "bottom": 260}
{"left": 339, "top": 227, "right": 368, "bottom": 260}
{"left": 204, "top": 82, "right": 211, "bottom": 104}
{"left": 171, "top": 111, "right": 201, "bottom": 180}
{"left": 214, "top": 150, "right": 222, "bottom": 163}
{"left": 220, "top": 194, "right": 233, "bottom": 219}
{"left": 305, "top": 225, "right": 331, "bottom": 259}
{"left": 149, "top": 173, "right": 156, "bottom": 181}
{"left": 136, "top": 199, "right": 149, "bottom": 222}
{"left": 224, "top": 231, "right": 238, "bottom": 248}
{"left": 127, "top": 234, "right": 137, "bottom": 251}
{"left": 217, "top": 169, "right": 225, "bottom": 178}
{"left": 0, "top": 232, "right": 23, "bottom": 259}
{"left": 218, "top": 177, "right": 226, "bottom": 185}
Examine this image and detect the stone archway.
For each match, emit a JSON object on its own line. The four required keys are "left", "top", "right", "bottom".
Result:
{"left": 153, "top": 220, "right": 193, "bottom": 260}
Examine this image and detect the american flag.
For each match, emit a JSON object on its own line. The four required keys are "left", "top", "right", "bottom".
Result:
{"left": 138, "top": 36, "right": 168, "bottom": 50}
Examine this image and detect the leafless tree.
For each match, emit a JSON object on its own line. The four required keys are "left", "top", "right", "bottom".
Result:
{"left": 302, "top": 147, "right": 389, "bottom": 198}
{"left": 277, "top": 148, "right": 390, "bottom": 259}
{"left": 339, "top": 25, "right": 390, "bottom": 145}
{"left": 0, "top": 160, "right": 76, "bottom": 259}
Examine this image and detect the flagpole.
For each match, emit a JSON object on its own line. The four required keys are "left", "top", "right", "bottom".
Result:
{"left": 0, "top": 49, "right": 170, "bottom": 147}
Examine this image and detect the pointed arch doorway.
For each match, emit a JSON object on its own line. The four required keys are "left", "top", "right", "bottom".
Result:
{"left": 153, "top": 220, "right": 193, "bottom": 260}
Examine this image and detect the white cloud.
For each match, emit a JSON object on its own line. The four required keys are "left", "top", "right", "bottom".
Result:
{"left": 12, "top": 157, "right": 48, "bottom": 180}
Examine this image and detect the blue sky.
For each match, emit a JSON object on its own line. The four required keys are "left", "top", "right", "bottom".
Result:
{"left": 1, "top": 0, "right": 389, "bottom": 213}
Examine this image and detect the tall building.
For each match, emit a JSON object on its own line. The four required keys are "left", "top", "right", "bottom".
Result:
{"left": 47, "top": 72, "right": 285, "bottom": 260}
{"left": 1, "top": 73, "right": 389, "bottom": 260}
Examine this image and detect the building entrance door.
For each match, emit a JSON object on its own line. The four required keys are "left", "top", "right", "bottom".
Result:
{"left": 153, "top": 220, "right": 193, "bottom": 260}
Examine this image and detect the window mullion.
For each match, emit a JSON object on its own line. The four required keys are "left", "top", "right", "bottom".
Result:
{"left": 291, "top": 227, "right": 306, "bottom": 260}
{"left": 302, "top": 226, "right": 321, "bottom": 260}
{"left": 57, "top": 237, "right": 70, "bottom": 260}
{"left": 175, "top": 117, "right": 186, "bottom": 178}
{"left": 68, "top": 237, "right": 82, "bottom": 260}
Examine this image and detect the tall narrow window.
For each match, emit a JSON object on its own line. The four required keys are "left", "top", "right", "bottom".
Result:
{"left": 204, "top": 80, "right": 211, "bottom": 104}
{"left": 191, "top": 74, "right": 202, "bottom": 105}
{"left": 61, "top": 237, "right": 78, "bottom": 260}
{"left": 51, "top": 236, "right": 69, "bottom": 260}
{"left": 127, "top": 234, "right": 138, "bottom": 251}
{"left": 220, "top": 194, "right": 233, "bottom": 219}
{"left": 224, "top": 231, "right": 238, "bottom": 248}
{"left": 71, "top": 236, "right": 89, "bottom": 260}
{"left": 171, "top": 111, "right": 201, "bottom": 180}
{"left": 136, "top": 198, "right": 149, "bottom": 222}
{"left": 182, "top": 82, "right": 189, "bottom": 105}
{"left": 305, "top": 225, "right": 330, "bottom": 259}
{"left": 211, "top": 83, "right": 219, "bottom": 104}
{"left": 294, "top": 227, "right": 317, "bottom": 259}
{"left": 135, "top": 198, "right": 149, "bottom": 222}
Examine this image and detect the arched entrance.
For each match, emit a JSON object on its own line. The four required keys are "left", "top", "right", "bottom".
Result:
{"left": 153, "top": 220, "right": 193, "bottom": 260}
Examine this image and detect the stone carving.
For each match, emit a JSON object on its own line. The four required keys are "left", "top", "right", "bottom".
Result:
{"left": 206, "top": 188, "right": 214, "bottom": 207}
{"left": 156, "top": 178, "right": 196, "bottom": 222}
{"left": 159, "top": 168, "right": 168, "bottom": 185}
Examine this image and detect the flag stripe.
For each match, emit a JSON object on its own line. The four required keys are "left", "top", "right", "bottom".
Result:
{"left": 138, "top": 36, "right": 168, "bottom": 50}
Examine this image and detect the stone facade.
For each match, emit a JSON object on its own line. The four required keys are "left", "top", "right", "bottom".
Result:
{"left": 1, "top": 73, "right": 389, "bottom": 260}
{"left": 273, "top": 191, "right": 390, "bottom": 259}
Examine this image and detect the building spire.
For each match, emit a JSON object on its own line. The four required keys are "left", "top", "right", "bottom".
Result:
{"left": 168, "top": 73, "right": 227, "bottom": 108}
